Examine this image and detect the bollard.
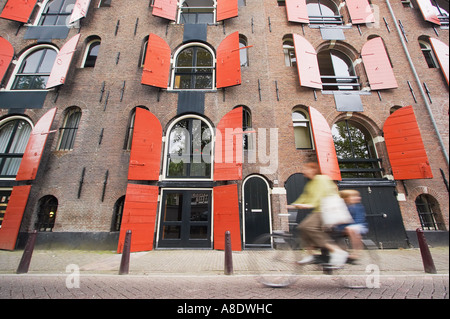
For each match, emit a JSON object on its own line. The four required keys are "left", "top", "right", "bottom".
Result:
{"left": 119, "top": 230, "right": 132, "bottom": 275}
{"left": 416, "top": 228, "right": 437, "bottom": 274}
{"left": 224, "top": 231, "right": 233, "bottom": 275}
{"left": 16, "top": 230, "right": 38, "bottom": 274}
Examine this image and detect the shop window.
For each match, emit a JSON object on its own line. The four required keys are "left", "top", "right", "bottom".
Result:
{"left": 306, "top": 0, "right": 343, "bottom": 25}
{"left": 172, "top": 44, "right": 215, "bottom": 90}
{"left": 317, "top": 48, "right": 360, "bottom": 91}
{"left": 179, "top": 0, "right": 215, "bottom": 24}
{"left": 165, "top": 116, "right": 213, "bottom": 179}
{"left": 82, "top": 38, "right": 101, "bottom": 68}
{"left": 35, "top": 195, "right": 58, "bottom": 232}
{"left": 415, "top": 194, "right": 445, "bottom": 230}
{"left": 8, "top": 46, "right": 58, "bottom": 90}
{"left": 283, "top": 35, "right": 296, "bottom": 67}
{"left": 0, "top": 118, "right": 32, "bottom": 178}
{"left": 57, "top": 107, "right": 81, "bottom": 151}
{"left": 292, "top": 109, "right": 313, "bottom": 149}
{"left": 332, "top": 119, "right": 382, "bottom": 178}
{"left": 419, "top": 38, "right": 439, "bottom": 68}
{"left": 37, "top": 0, "right": 77, "bottom": 26}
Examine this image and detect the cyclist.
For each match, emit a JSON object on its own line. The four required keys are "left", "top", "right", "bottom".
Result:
{"left": 287, "top": 162, "right": 348, "bottom": 267}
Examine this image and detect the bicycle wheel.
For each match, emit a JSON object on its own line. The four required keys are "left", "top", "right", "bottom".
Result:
{"left": 246, "top": 232, "right": 298, "bottom": 288}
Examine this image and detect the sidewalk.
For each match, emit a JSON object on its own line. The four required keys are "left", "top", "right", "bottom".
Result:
{"left": 0, "top": 247, "right": 448, "bottom": 276}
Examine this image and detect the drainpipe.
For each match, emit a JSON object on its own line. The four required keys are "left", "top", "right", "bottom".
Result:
{"left": 385, "top": 0, "right": 449, "bottom": 166}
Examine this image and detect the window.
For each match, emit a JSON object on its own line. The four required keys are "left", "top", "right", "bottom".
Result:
{"left": 124, "top": 106, "right": 149, "bottom": 150}
{"left": 307, "top": 0, "right": 343, "bottom": 25}
{"left": 419, "top": 39, "right": 439, "bottom": 68}
{"left": 37, "top": 0, "right": 77, "bottom": 26}
{"left": 179, "top": 0, "right": 215, "bottom": 24}
{"left": 283, "top": 35, "right": 296, "bottom": 67}
{"left": 165, "top": 116, "right": 213, "bottom": 179}
{"left": 0, "top": 190, "right": 12, "bottom": 229}
{"left": 57, "top": 107, "right": 81, "bottom": 151}
{"left": 240, "top": 35, "right": 249, "bottom": 67}
{"left": 332, "top": 120, "right": 381, "bottom": 178}
{"left": 0, "top": 118, "right": 32, "bottom": 178}
{"left": 318, "top": 49, "right": 360, "bottom": 90}
{"left": 98, "top": 0, "right": 112, "bottom": 7}
{"left": 111, "top": 196, "right": 125, "bottom": 232}
{"left": 292, "top": 109, "right": 313, "bottom": 149}
{"left": 242, "top": 106, "right": 253, "bottom": 150}
{"left": 83, "top": 38, "right": 101, "bottom": 68}
{"left": 430, "top": 0, "right": 449, "bottom": 26}
{"left": 172, "top": 44, "right": 215, "bottom": 90}
{"left": 415, "top": 194, "right": 445, "bottom": 230}
{"left": 35, "top": 195, "right": 58, "bottom": 232}
{"left": 9, "top": 46, "right": 57, "bottom": 90}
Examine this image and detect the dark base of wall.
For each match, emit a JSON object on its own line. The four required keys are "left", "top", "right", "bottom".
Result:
{"left": 17, "top": 232, "right": 120, "bottom": 250}
{"left": 406, "top": 230, "right": 449, "bottom": 248}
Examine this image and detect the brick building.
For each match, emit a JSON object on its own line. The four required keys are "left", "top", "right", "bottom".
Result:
{"left": 0, "top": 0, "right": 448, "bottom": 252}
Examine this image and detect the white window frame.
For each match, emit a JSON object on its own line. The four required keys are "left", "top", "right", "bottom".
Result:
{"left": 177, "top": 0, "right": 217, "bottom": 25}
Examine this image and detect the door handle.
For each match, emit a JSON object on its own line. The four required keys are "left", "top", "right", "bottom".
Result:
{"left": 367, "top": 213, "right": 388, "bottom": 218}
{"left": 251, "top": 209, "right": 263, "bottom": 213}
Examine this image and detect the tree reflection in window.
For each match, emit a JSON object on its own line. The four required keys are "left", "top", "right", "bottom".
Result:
{"left": 174, "top": 46, "right": 214, "bottom": 90}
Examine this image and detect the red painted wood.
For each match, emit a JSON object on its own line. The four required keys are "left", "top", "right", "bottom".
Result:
{"left": 152, "top": 0, "right": 178, "bottom": 21}
{"left": 46, "top": 34, "right": 81, "bottom": 89}
{"left": 346, "top": 0, "right": 375, "bottom": 24}
{"left": 361, "top": 37, "right": 398, "bottom": 91}
{"left": 214, "top": 107, "right": 243, "bottom": 181}
{"left": 384, "top": 106, "right": 433, "bottom": 180}
{"left": 213, "top": 184, "right": 242, "bottom": 251}
{"left": 0, "top": 0, "right": 37, "bottom": 23}
{"left": 128, "top": 108, "right": 162, "bottom": 181}
{"left": 0, "top": 36, "right": 14, "bottom": 82}
{"left": 216, "top": 32, "right": 241, "bottom": 89}
{"left": 309, "top": 106, "right": 341, "bottom": 181}
{"left": 293, "top": 34, "right": 322, "bottom": 89}
{"left": 285, "top": 0, "right": 309, "bottom": 23}
{"left": 217, "top": 0, "right": 238, "bottom": 22}
{"left": 117, "top": 184, "right": 159, "bottom": 253}
{"left": 429, "top": 38, "right": 449, "bottom": 86}
{"left": 0, "top": 185, "right": 32, "bottom": 251}
{"left": 141, "top": 33, "right": 171, "bottom": 89}
{"left": 69, "top": 0, "right": 91, "bottom": 24}
{"left": 16, "top": 108, "right": 57, "bottom": 181}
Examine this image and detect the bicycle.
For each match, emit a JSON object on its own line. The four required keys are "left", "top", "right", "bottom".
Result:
{"left": 246, "top": 226, "right": 380, "bottom": 289}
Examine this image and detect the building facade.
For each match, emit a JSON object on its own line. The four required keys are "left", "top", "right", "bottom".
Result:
{"left": 0, "top": 0, "right": 448, "bottom": 252}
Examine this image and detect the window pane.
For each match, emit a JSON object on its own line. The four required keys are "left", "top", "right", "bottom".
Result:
{"left": 190, "top": 193, "right": 209, "bottom": 221}
{"left": 190, "top": 226, "right": 208, "bottom": 239}
{"left": 163, "top": 226, "right": 181, "bottom": 239}
{"left": 164, "top": 193, "right": 183, "bottom": 221}
{"left": 20, "top": 50, "right": 45, "bottom": 73}
{"left": 38, "top": 50, "right": 58, "bottom": 73}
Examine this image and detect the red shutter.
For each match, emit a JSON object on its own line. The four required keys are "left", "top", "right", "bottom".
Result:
{"left": 285, "top": 0, "right": 309, "bottom": 23}
{"left": 216, "top": 32, "right": 241, "bottom": 89}
{"left": 0, "top": 185, "right": 32, "bottom": 251}
{"left": 16, "top": 108, "right": 57, "bottom": 181}
{"left": 308, "top": 106, "right": 341, "bottom": 181}
{"left": 383, "top": 106, "right": 433, "bottom": 180}
{"left": 346, "top": 0, "right": 375, "bottom": 24}
{"left": 429, "top": 38, "right": 449, "bottom": 86}
{"left": 214, "top": 107, "right": 243, "bottom": 181}
{"left": 0, "top": 36, "right": 14, "bottom": 82}
{"left": 46, "top": 34, "right": 81, "bottom": 89}
{"left": 69, "top": 0, "right": 91, "bottom": 24}
{"left": 416, "top": 0, "right": 441, "bottom": 25}
{"left": 361, "top": 37, "right": 398, "bottom": 90}
{"left": 128, "top": 108, "right": 162, "bottom": 181}
{"left": 293, "top": 34, "right": 322, "bottom": 89}
{"left": 117, "top": 184, "right": 159, "bottom": 253}
{"left": 217, "top": 0, "right": 238, "bottom": 22}
{"left": 152, "top": 0, "right": 178, "bottom": 21}
{"left": 0, "top": 0, "right": 37, "bottom": 23}
{"left": 141, "top": 33, "right": 171, "bottom": 89}
{"left": 213, "top": 184, "right": 242, "bottom": 251}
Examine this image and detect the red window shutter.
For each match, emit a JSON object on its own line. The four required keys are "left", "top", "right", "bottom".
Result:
{"left": 152, "top": 0, "right": 177, "bottom": 21}
{"left": 213, "top": 184, "right": 242, "bottom": 251}
{"left": 429, "top": 38, "right": 449, "bottom": 86}
{"left": 217, "top": 0, "right": 238, "bottom": 22}
{"left": 383, "top": 106, "right": 433, "bottom": 180}
{"left": 46, "top": 34, "right": 81, "bottom": 89}
{"left": 285, "top": 0, "right": 309, "bottom": 23}
{"left": 416, "top": 0, "right": 441, "bottom": 25}
{"left": 346, "top": 0, "right": 375, "bottom": 24}
{"left": 128, "top": 108, "right": 162, "bottom": 181}
{"left": 0, "top": 185, "right": 32, "bottom": 251}
{"left": 361, "top": 37, "right": 398, "bottom": 91}
{"left": 69, "top": 0, "right": 91, "bottom": 24}
{"left": 16, "top": 108, "right": 57, "bottom": 181}
{"left": 308, "top": 106, "right": 341, "bottom": 181}
{"left": 0, "top": 0, "right": 37, "bottom": 23}
{"left": 117, "top": 184, "right": 159, "bottom": 253}
{"left": 214, "top": 107, "right": 243, "bottom": 181}
{"left": 0, "top": 36, "right": 14, "bottom": 82}
{"left": 293, "top": 34, "right": 322, "bottom": 89}
{"left": 141, "top": 33, "right": 171, "bottom": 89}
{"left": 216, "top": 32, "right": 241, "bottom": 89}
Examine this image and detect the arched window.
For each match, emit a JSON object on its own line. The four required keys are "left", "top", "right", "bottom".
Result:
{"left": 172, "top": 44, "right": 215, "bottom": 90}
{"left": 36, "top": 195, "right": 58, "bottom": 232}
{"left": 124, "top": 106, "right": 149, "bottom": 150}
{"left": 37, "top": 0, "right": 77, "bottom": 26}
{"left": 111, "top": 196, "right": 125, "bottom": 232}
{"left": 307, "top": 0, "right": 343, "bottom": 25}
{"left": 332, "top": 119, "right": 381, "bottom": 178}
{"left": 179, "top": 0, "right": 215, "bottom": 24}
{"left": 83, "top": 38, "right": 101, "bottom": 68}
{"left": 283, "top": 35, "right": 296, "bottom": 67}
{"left": 242, "top": 106, "right": 253, "bottom": 150}
{"left": 239, "top": 35, "right": 249, "bottom": 67}
{"left": 292, "top": 109, "right": 313, "bottom": 149}
{"left": 419, "top": 38, "right": 439, "bottom": 68}
{"left": 57, "top": 107, "right": 82, "bottom": 151}
{"left": 317, "top": 49, "right": 359, "bottom": 91}
{"left": 9, "top": 46, "right": 58, "bottom": 90}
{"left": 0, "top": 118, "right": 32, "bottom": 178}
{"left": 165, "top": 116, "right": 213, "bottom": 179}
{"left": 415, "top": 194, "right": 445, "bottom": 230}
